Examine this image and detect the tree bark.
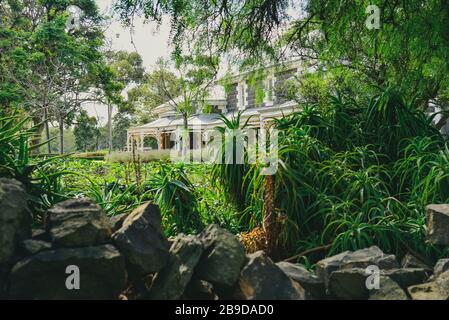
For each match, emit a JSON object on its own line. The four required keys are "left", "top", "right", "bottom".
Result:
{"left": 44, "top": 105, "right": 51, "bottom": 154}
{"left": 30, "top": 116, "right": 45, "bottom": 155}
{"left": 263, "top": 174, "right": 279, "bottom": 258}
{"left": 59, "top": 114, "right": 64, "bottom": 155}
{"left": 108, "top": 103, "right": 113, "bottom": 154}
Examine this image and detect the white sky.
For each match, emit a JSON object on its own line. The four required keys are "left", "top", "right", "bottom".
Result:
{"left": 84, "top": 0, "right": 172, "bottom": 124}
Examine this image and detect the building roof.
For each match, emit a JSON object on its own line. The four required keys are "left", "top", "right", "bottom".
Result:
{"left": 128, "top": 100, "right": 299, "bottom": 133}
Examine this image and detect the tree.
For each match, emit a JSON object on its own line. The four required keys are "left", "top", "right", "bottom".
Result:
{"left": 114, "top": 0, "right": 449, "bottom": 112}
{"left": 102, "top": 50, "right": 144, "bottom": 153}
{"left": 112, "top": 112, "right": 134, "bottom": 150}
{"left": 127, "top": 58, "right": 182, "bottom": 124}
{"left": 73, "top": 110, "right": 99, "bottom": 152}
{"left": 1, "top": 0, "right": 109, "bottom": 154}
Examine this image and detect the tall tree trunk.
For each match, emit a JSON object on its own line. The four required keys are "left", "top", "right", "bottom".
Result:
{"left": 44, "top": 105, "right": 51, "bottom": 154}
{"left": 59, "top": 114, "right": 64, "bottom": 155}
{"left": 30, "top": 116, "right": 45, "bottom": 155}
{"left": 108, "top": 103, "right": 113, "bottom": 154}
{"left": 182, "top": 113, "right": 189, "bottom": 158}
{"left": 263, "top": 174, "right": 279, "bottom": 258}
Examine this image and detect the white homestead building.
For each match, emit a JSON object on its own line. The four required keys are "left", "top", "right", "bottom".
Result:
{"left": 126, "top": 59, "right": 304, "bottom": 152}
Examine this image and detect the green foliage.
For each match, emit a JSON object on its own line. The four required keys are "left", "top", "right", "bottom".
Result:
{"left": 145, "top": 163, "right": 204, "bottom": 235}
{"left": 73, "top": 110, "right": 100, "bottom": 152}
{"left": 244, "top": 88, "right": 448, "bottom": 260}
{"left": 211, "top": 112, "right": 252, "bottom": 213}
{"left": 0, "top": 114, "right": 69, "bottom": 217}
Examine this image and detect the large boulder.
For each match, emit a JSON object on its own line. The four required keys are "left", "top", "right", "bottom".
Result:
{"left": 150, "top": 234, "right": 203, "bottom": 300}
{"left": 0, "top": 178, "right": 31, "bottom": 265}
{"left": 9, "top": 244, "right": 126, "bottom": 299}
{"left": 46, "top": 198, "right": 111, "bottom": 248}
{"left": 112, "top": 203, "right": 169, "bottom": 276}
{"left": 109, "top": 213, "right": 128, "bottom": 232}
{"left": 21, "top": 239, "right": 52, "bottom": 256}
{"left": 238, "top": 251, "right": 307, "bottom": 300}
{"left": 276, "top": 261, "right": 325, "bottom": 299}
{"left": 328, "top": 268, "right": 369, "bottom": 299}
{"left": 195, "top": 224, "right": 246, "bottom": 287}
{"left": 184, "top": 280, "right": 217, "bottom": 300}
{"left": 369, "top": 276, "right": 409, "bottom": 300}
{"left": 383, "top": 268, "right": 429, "bottom": 290}
{"left": 434, "top": 259, "right": 449, "bottom": 277}
{"left": 329, "top": 267, "right": 427, "bottom": 299}
{"left": 426, "top": 204, "right": 449, "bottom": 246}
{"left": 316, "top": 246, "right": 399, "bottom": 286}
{"left": 408, "top": 269, "right": 449, "bottom": 300}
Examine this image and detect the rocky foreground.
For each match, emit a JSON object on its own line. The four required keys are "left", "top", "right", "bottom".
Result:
{"left": 1, "top": 178, "right": 449, "bottom": 300}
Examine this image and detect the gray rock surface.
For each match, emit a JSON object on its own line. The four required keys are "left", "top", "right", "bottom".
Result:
{"left": 238, "top": 251, "right": 307, "bottom": 300}
{"left": 46, "top": 198, "right": 111, "bottom": 248}
{"left": 0, "top": 179, "right": 31, "bottom": 265}
{"left": 316, "top": 246, "right": 399, "bottom": 286}
{"left": 150, "top": 234, "right": 203, "bottom": 299}
{"left": 9, "top": 244, "right": 127, "bottom": 299}
{"left": 276, "top": 261, "right": 325, "bottom": 299}
{"left": 195, "top": 224, "right": 246, "bottom": 287}
{"left": 328, "top": 268, "right": 369, "bottom": 299}
{"left": 113, "top": 203, "right": 169, "bottom": 276}
{"left": 426, "top": 204, "right": 449, "bottom": 246}
{"left": 369, "top": 276, "right": 409, "bottom": 300}
{"left": 21, "top": 239, "right": 52, "bottom": 255}
{"left": 434, "top": 259, "right": 449, "bottom": 277}
{"left": 408, "top": 269, "right": 449, "bottom": 300}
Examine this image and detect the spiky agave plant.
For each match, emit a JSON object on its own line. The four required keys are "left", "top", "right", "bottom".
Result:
{"left": 210, "top": 112, "right": 252, "bottom": 213}
{"left": 0, "top": 113, "right": 68, "bottom": 220}
{"left": 147, "top": 163, "right": 204, "bottom": 235}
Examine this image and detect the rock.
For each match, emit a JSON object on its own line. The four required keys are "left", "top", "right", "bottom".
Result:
{"left": 408, "top": 270, "right": 449, "bottom": 300}
{"left": 112, "top": 203, "right": 169, "bottom": 276}
{"left": 328, "top": 268, "right": 369, "bottom": 299}
{"left": 434, "top": 259, "right": 449, "bottom": 277}
{"left": 369, "top": 276, "right": 409, "bottom": 300}
{"left": 0, "top": 267, "right": 8, "bottom": 298}
{"left": 9, "top": 244, "right": 127, "bottom": 299}
{"left": 46, "top": 198, "right": 111, "bottom": 248}
{"left": 383, "top": 268, "right": 429, "bottom": 290}
{"left": 328, "top": 266, "right": 428, "bottom": 299}
{"left": 149, "top": 234, "right": 203, "bottom": 300}
{"left": 0, "top": 179, "right": 31, "bottom": 265}
{"left": 316, "top": 246, "right": 399, "bottom": 287}
{"left": 31, "top": 228, "right": 49, "bottom": 241}
{"left": 21, "top": 239, "right": 52, "bottom": 255}
{"left": 408, "top": 282, "right": 445, "bottom": 300}
{"left": 195, "top": 224, "right": 246, "bottom": 287}
{"left": 426, "top": 204, "right": 449, "bottom": 246}
{"left": 238, "top": 251, "right": 307, "bottom": 300}
{"left": 276, "top": 261, "right": 326, "bottom": 299}
{"left": 401, "top": 253, "right": 431, "bottom": 271}
{"left": 184, "top": 280, "right": 218, "bottom": 300}
{"left": 109, "top": 213, "right": 128, "bottom": 232}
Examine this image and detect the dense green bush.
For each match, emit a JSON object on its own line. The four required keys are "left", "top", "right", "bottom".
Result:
{"left": 0, "top": 114, "right": 68, "bottom": 220}
{"left": 241, "top": 88, "right": 448, "bottom": 261}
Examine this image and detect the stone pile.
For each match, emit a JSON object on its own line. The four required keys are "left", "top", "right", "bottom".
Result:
{"left": 2, "top": 177, "right": 449, "bottom": 300}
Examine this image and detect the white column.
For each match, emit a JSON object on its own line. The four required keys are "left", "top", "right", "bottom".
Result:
{"left": 140, "top": 131, "right": 144, "bottom": 151}
{"left": 126, "top": 132, "right": 130, "bottom": 152}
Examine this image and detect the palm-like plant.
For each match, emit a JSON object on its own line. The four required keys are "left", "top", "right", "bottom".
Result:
{"left": 147, "top": 163, "right": 204, "bottom": 235}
